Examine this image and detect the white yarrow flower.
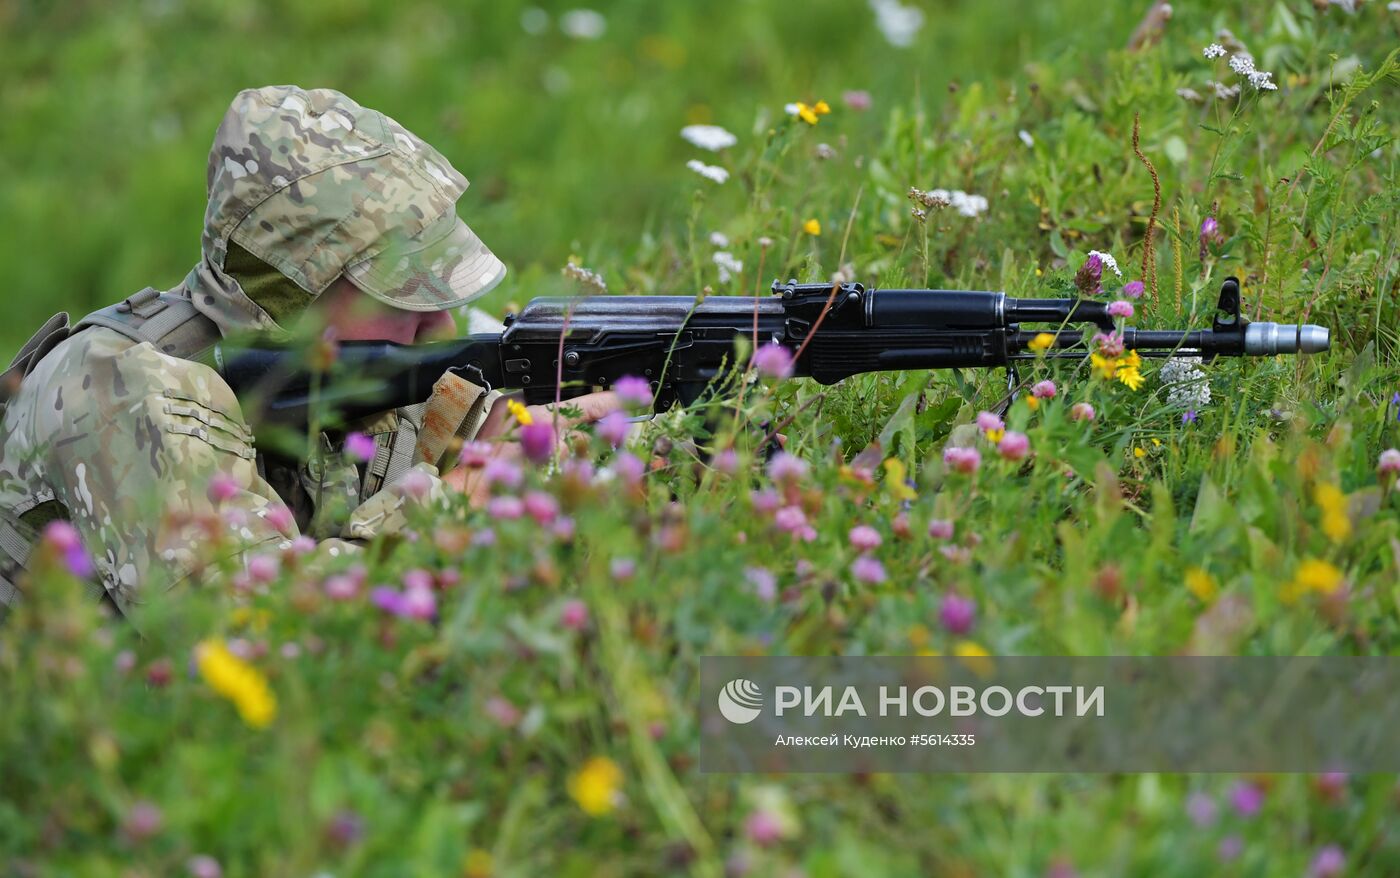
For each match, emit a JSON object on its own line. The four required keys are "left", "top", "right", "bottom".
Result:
{"left": 713, "top": 251, "right": 744, "bottom": 284}
{"left": 680, "top": 124, "right": 737, "bottom": 151}
{"left": 686, "top": 159, "right": 729, "bottom": 184}
{"left": 559, "top": 9, "right": 606, "bottom": 39}
{"left": 1018, "top": 130, "right": 1035, "bottom": 148}
{"left": 869, "top": 0, "right": 924, "bottom": 48}
{"left": 1203, "top": 43, "right": 1227, "bottom": 59}
{"left": 1088, "top": 249, "right": 1122, "bottom": 277}
{"left": 1160, "top": 357, "right": 1212, "bottom": 410}
{"left": 709, "top": 231, "right": 730, "bottom": 248}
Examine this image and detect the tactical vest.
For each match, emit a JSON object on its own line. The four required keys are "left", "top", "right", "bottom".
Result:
{"left": 0, "top": 287, "right": 495, "bottom": 613}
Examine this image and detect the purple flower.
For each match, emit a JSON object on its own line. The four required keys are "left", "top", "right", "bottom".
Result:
{"left": 938, "top": 593, "right": 976, "bottom": 634}
{"left": 246, "top": 554, "right": 279, "bottom": 584}
{"left": 848, "top": 525, "right": 882, "bottom": 552}
{"left": 1031, "top": 380, "right": 1057, "bottom": 399}
{"left": 745, "top": 810, "right": 784, "bottom": 846}
{"left": 745, "top": 566, "right": 777, "bottom": 602}
{"left": 371, "top": 586, "right": 435, "bottom": 621}
{"left": 610, "top": 558, "right": 636, "bottom": 580}
{"left": 206, "top": 473, "right": 240, "bottom": 505}
{"left": 767, "top": 452, "right": 809, "bottom": 484}
{"left": 752, "top": 343, "right": 795, "bottom": 379}
{"left": 344, "top": 431, "right": 376, "bottom": 462}
{"left": 263, "top": 504, "right": 295, "bottom": 532}
{"left": 609, "top": 451, "right": 646, "bottom": 486}
{"left": 289, "top": 535, "right": 317, "bottom": 555}
{"left": 997, "top": 431, "right": 1030, "bottom": 461}
{"left": 1070, "top": 402, "right": 1096, "bottom": 422}
{"left": 841, "top": 89, "right": 872, "bottom": 111}
{"left": 975, "top": 411, "right": 1005, "bottom": 433}
{"left": 519, "top": 421, "right": 555, "bottom": 464}
{"left": 1185, "top": 791, "right": 1218, "bottom": 827}
{"left": 613, "top": 375, "right": 654, "bottom": 408}
{"left": 750, "top": 489, "right": 781, "bottom": 515}
{"left": 712, "top": 448, "right": 739, "bottom": 474}
{"left": 486, "top": 495, "right": 525, "bottom": 520}
{"left": 396, "top": 468, "right": 433, "bottom": 500}
{"left": 458, "top": 441, "right": 493, "bottom": 468}
{"left": 122, "top": 801, "right": 164, "bottom": 843}
{"left": 325, "top": 811, "right": 364, "bottom": 849}
{"left": 1107, "top": 300, "right": 1134, "bottom": 319}
{"left": 943, "top": 446, "right": 981, "bottom": 474}
{"left": 323, "top": 574, "right": 360, "bottom": 601}
{"left": 1378, "top": 448, "right": 1400, "bottom": 477}
{"left": 186, "top": 855, "right": 222, "bottom": 878}
{"left": 523, "top": 491, "right": 559, "bottom": 524}
{"left": 1200, "top": 216, "right": 1223, "bottom": 258}
{"left": 1217, "top": 835, "right": 1243, "bottom": 862}
{"left": 774, "top": 506, "right": 808, "bottom": 534}
{"left": 483, "top": 458, "right": 523, "bottom": 490}
{"left": 560, "top": 598, "right": 589, "bottom": 631}
{"left": 1074, "top": 253, "right": 1104, "bottom": 297}
{"left": 851, "top": 556, "right": 887, "bottom": 584}
{"left": 595, "top": 410, "right": 630, "bottom": 447}
{"left": 552, "top": 516, "right": 576, "bottom": 541}
{"left": 1093, "top": 331, "right": 1125, "bottom": 357}
{"left": 1182, "top": 409, "right": 1198, "bottom": 425}
{"left": 1228, "top": 780, "right": 1264, "bottom": 817}
{"left": 1122, "top": 280, "right": 1145, "bottom": 299}
{"left": 403, "top": 568, "right": 433, "bottom": 591}
{"left": 43, "top": 521, "right": 93, "bottom": 578}
{"left": 1308, "top": 845, "right": 1345, "bottom": 878}
{"left": 928, "top": 519, "right": 954, "bottom": 540}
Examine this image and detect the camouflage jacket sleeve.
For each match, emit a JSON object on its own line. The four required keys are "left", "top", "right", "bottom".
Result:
{"left": 29, "top": 328, "right": 445, "bottom": 616}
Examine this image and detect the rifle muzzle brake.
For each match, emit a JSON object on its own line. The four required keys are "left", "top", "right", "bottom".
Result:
{"left": 1243, "top": 322, "right": 1330, "bottom": 355}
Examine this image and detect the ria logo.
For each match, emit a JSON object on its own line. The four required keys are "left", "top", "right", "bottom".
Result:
{"left": 718, "top": 678, "right": 763, "bottom": 724}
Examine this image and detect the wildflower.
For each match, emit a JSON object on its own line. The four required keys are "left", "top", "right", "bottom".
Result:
{"left": 559, "top": 9, "right": 606, "bottom": 39}
{"left": 1018, "top": 129, "right": 1034, "bottom": 148}
{"left": 997, "top": 431, "right": 1030, "bottom": 461}
{"left": 1122, "top": 280, "right": 1145, "bottom": 299}
{"left": 1074, "top": 253, "right": 1104, "bottom": 297}
{"left": 849, "top": 525, "right": 882, "bottom": 552}
{"left": 458, "top": 441, "right": 492, "bottom": 468}
{"left": 1133, "top": 446, "right": 1147, "bottom": 459}
{"left": 680, "top": 124, "right": 737, "bottom": 151}
{"left": 206, "top": 472, "right": 240, "bottom": 505}
{"left": 774, "top": 505, "right": 808, "bottom": 534}
{"left": 1199, "top": 216, "right": 1223, "bottom": 257}
{"left": 1107, "top": 300, "right": 1134, "bottom": 320}
{"left": 746, "top": 810, "right": 785, "bottom": 846}
{"left": 560, "top": 598, "right": 589, "bottom": 631}
{"left": 186, "top": 855, "right": 222, "bottom": 878}
{"left": 194, "top": 639, "right": 277, "bottom": 729}
{"left": 1185, "top": 567, "right": 1218, "bottom": 602}
{"left": 371, "top": 584, "right": 436, "bottom": 621}
{"left": 802, "top": 218, "right": 822, "bottom": 235}
{"left": 325, "top": 811, "right": 365, "bottom": 849}
{"left": 246, "top": 554, "right": 278, "bottom": 584}
{"left": 1161, "top": 356, "right": 1212, "bottom": 410}
{"left": 1070, "top": 402, "right": 1096, "bottom": 422}
{"left": 685, "top": 159, "right": 729, "bottom": 184}
{"left": 842, "top": 89, "right": 872, "bottom": 111}
{"left": 1117, "top": 363, "right": 1145, "bottom": 391}
{"left": 943, "top": 446, "right": 982, "bottom": 474}
{"left": 785, "top": 101, "right": 828, "bottom": 125}
{"left": 323, "top": 573, "right": 359, "bottom": 600}
{"left": 1377, "top": 448, "right": 1400, "bottom": 479}
{"left": 1027, "top": 332, "right": 1056, "bottom": 354}
{"left": 568, "top": 756, "right": 623, "bottom": 816}
{"left": 1176, "top": 87, "right": 1204, "bottom": 103}
{"left": 122, "top": 801, "right": 164, "bottom": 843}
{"left": 1182, "top": 409, "right": 1198, "bottom": 424}
{"left": 562, "top": 259, "right": 607, "bottom": 294}
{"left": 851, "top": 555, "right": 887, "bottom": 584}
{"left": 746, "top": 566, "right": 777, "bottom": 602}
{"left": 1217, "top": 835, "right": 1244, "bottom": 862}
{"left": 869, "top": 0, "right": 924, "bottom": 47}
{"left": 768, "top": 452, "right": 809, "bottom": 484}
{"left": 1088, "top": 249, "right": 1122, "bottom": 277}
{"left": 1203, "top": 43, "right": 1227, "bottom": 59}
{"left": 612, "top": 375, "right": 654, "bottom": 408}
{"left": 713, "top": 250, "right": 743, "bottom": 283}
{"left": 814, "top": 142, "right": 837, "bottom": 160}
{"left": 881, "top": 457, "right": 918, "bottom": 501}
{"left": 591, "top": 409, "right": 628, "bottom": 448}
{"left": 519, "top": 421, "right": 555, "bottom": 463}
{"left": 1093, "top": 331, "right": 1125, "bottom": 358}
{"left": 483, "top": 457, "right": 523, "bottom": 490}
{"left": 486, "top": 495, "right": 525, "bottom": 520}
{"left": 751, "top": 489, "right": 781, "bottom": 515}
{"left": 953, "top": 640, "right": 993, "bottom": 675}
{"left": 938, "top": 594, "right": 976, "bottom": 634}
{"left": 1186, "top": 791, "right": 1218, "bottom": 827}
{"left": 712, "top": 448, "right": 739, "bottom": 474}
{"left": 42, "top": 520, "right": 93, "bottom": 578}
{"left": 1308, "top": 845, "right": 1345, "bottom": 878}
{"left": 1314, "top": 483, "right": 1351, "bottom": 542}
{"left": 263, "top": 503, "right": 295, "bottom": 532}
{"left": 1032, "top": 380, "right": 1057, "bottom": 399}
{"left": 343, "top": 431, "right": 376, "bottom": 462}
{"left": 1281, "top": 558, "right": 1345, "bottom": 604}
{"left": 1229, "top": 780, "right": 1264, "bottom": 817}
{"left": 928, "top": 519, "right": 954, "bottom": 540}
{"left": 976, "top": 410, "right": 1005, "bottom": 435}
{"left": 396, "top": 468, "right": 434, "bottom": 500}
{"left": 752, "top": 342, "right": 795, "bottom": 379}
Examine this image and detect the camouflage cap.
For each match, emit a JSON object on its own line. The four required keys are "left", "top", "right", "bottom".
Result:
{"left": 202, "top": 85, "right": 505, "bottom": 312}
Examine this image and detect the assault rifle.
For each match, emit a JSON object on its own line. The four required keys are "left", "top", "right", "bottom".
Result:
{"left": 215, "top": 277, "right": 1330, "bottom": 428}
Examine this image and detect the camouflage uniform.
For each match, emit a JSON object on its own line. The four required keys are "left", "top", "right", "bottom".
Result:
{"left": 0, "top": 85, "right": 506, "bottom": 620}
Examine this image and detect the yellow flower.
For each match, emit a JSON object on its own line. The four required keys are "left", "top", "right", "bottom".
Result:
{"left": 1025, "top": 396, "right": 1040, "bottom": 411}
{"left": 568, "top": 756, "right": 623, "bottom": 817}
{"left": 1280, "top": 558, "right": 1344, "bottom": 604}
{"left": 506, "top": 398, "right": 534, "bottom": 427}
{"left": 1027, "top": 332, "right": 1056, "bottom": 354}
{"left": 954, "top": 641, "right": 994, "bottom": 677}
{"left": 1313, "top": 483, "right": 1351, "bottom": 543}
{"left": 1185, "top": 567, "right": 1218, "bottom": 602}
{"left": 793, "top": 101, "right": 819, "bottom": 124}
{"left": 463, "top": 849, "right": 494, "bottom": 878}
{"left": 813, "top": 99, "right": 831, "bottom": 116}
{"left": 907, "top": 623, "right": 930, "bottom": 648}
{"left": 195, "top": 639, "right": 277, "bottom": 729}
{"left": 1116, "top": 365, "right": 1145, "bottom": 391}
{"left": 1134, "top": 447, "right": 1147, "bottom": 459}
{"left": 882, "top": 458, "right": 918, "bottom": 501}
{"left": 1090, "top": 353, "right": 1118, "bottom": 380}
{"left": 984, "top": 427, "right": 1005, "bottom": 444}
{"left": 802, "top": 218, "right": 821, "bottom": 236}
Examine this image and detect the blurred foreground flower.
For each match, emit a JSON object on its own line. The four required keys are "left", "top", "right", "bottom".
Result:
{"left": 680, "top": 124, "right": 737, "bottom": 151}
{"left": 752, "top": 342, "right": 795, "bottom": 379}
{"left": 568, "top": 756, "right": 623, "bottom": 816}
{"left": 802, "top": 218, "right": 822, "bottom": 235}
{"left": 869, "top": 0, "right": 924, "bottom": 47}
{"left": 785, "top": 100, "right": 831, "bottom": 125}
{"left": 1281, "top": 559, "right": 1344, "bottom": 605}
{"left": 685, "top": 159, "right": 729, "bottom": 184}
{"left": 195, "top": 639, "right": 277, "bottom": 729}
{"left": 42, "top": 520, "right": 93, "bottom": 578}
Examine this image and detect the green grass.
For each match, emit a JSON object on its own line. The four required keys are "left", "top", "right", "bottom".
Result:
{"left": 3, "top": 0, "right": 1400, "bottom": 876}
